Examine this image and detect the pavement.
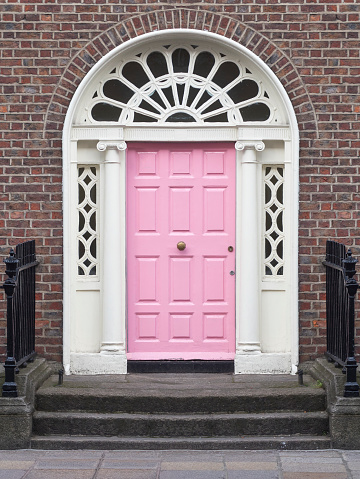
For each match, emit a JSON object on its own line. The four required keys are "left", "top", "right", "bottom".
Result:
{"left": 1, "top": 449, "right": 360, "bottom": 479}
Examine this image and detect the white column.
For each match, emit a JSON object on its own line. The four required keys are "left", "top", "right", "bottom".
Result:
{"left": 235, "top": 140, "right": 264, "bottom": 356}
{"left": 97, "top": 141, "right": 127, "bottom": 361}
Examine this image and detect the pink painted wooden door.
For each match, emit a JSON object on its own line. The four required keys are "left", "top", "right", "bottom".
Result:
{"left": 127, "top": 143, "right": 236, "bottom": 360}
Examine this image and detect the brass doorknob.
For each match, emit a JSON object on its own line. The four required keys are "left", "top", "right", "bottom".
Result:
{"left": 177, "top": 241, "right": 186, "bottom": 251}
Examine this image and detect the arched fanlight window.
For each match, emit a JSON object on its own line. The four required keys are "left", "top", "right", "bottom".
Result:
{"left": 84, "top": 44, "right": 277, "bottom": 125}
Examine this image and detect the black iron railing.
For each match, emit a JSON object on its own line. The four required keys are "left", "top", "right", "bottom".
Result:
{"left": 2, "top": 240, "right": 39, "bottom": 397}
{"left": 323, "top": 240, "right": 359, "bottom": 397}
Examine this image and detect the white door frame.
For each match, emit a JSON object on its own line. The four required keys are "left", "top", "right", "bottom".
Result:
{"left": 62, "top": 30, "right": 299, "bottom": 374}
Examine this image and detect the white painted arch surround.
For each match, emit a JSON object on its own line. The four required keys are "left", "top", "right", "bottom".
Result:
{"left": 63, "top": 30, "right": 299, "bottom": 375}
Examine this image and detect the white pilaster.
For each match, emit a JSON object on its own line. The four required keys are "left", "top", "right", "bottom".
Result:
{"left": 235, "top": 140, "right": 264, "bottom": 361}
{"left": 96, "top": 140, "right": 127, "bottom": 372}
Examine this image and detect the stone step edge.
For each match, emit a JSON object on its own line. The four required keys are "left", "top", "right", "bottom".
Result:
{"left": 30, "top": 435, "right": 332, "bottom": 450}
{"left": 36, "top": 387, "right": 325, "bottom": 397}
{"left": 35, "top": 394, "right": 326, "bottom": 413}
{"left": 33, "top": 411, "right": 328, "bottom": 421}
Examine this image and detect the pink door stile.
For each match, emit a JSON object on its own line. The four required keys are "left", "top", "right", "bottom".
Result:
{"left": 126, "top": 143, "right": 236, "bottom": 360}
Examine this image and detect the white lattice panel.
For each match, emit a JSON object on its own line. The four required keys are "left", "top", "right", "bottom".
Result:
{"left": 264, "top": 166, "right": 284, "bottom": 276}
{"left": 77, "top": 166, "right": 99, "bottom": 278}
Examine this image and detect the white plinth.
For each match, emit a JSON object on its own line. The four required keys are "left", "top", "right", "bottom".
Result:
{"left": 234, "top": 352, "right": 294, "bottom": 374}
{"left": 70, "top": 352, "right": 127, "bottom": 375}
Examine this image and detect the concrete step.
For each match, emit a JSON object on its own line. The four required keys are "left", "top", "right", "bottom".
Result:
{"left": 32, "top": 373, "right": 329, "bottom": 450}
{"left": 33, "top": 410, "right": 329, "bottom": 438}
{"left": 30, "top": 435, "right": 332, "bottom": 451}
{"left": 35, "top": 390, "right": 326, "bottom": 414}
{"left": 35, "top": 374, "right": 326, "bottom": 414}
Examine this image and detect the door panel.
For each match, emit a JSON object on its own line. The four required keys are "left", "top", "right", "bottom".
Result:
{"left": 127, "top": 143, "right": 236, "bottom": 359}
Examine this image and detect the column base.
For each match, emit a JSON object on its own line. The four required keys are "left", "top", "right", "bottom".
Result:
{"left": 234, "top": 352, "right": 293, "bottom": 374}
{"left": 70, "top": 353, "right": 127, "bottom": 375}
{"left": 237, "top": 343, "right": 261, "bottom": 355}
{"left": 100, "top": 343, "right": 125, "bottom": 354}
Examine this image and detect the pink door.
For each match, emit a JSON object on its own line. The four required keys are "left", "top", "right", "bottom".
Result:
{"left": 127, "top": 143, "right": 236, "bottom": 360}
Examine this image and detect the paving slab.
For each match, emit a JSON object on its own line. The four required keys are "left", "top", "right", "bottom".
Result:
{"left": 279, "top": 450, "right": 341, "bottom": 457}
{"left": 25, "top": 471, "right": 95, "bottom": 479}
{"left": 343, "top": 452, "right": 360, "bottom": 460}
{"left": 223, "top": 452, "right": 278, "bottom": 461}
{"left": 161, "top": 461, "right": 224, "bottom": 470}
{"left": 101, "top": 459, "right": 159, "bottom": 469}
{"left": 283, "top": 474, "right": 348, "bottom": 479}
{"left": 280, "top": 456, "right": 344, "bottom": 463}
{"left": 159, "top": 472, "right": 226, "bottom": 479}
{"left": 281, "top": 462, "right": 347, "bottom": 473}
{"left": 346, "top": 462, "right": 360, "bottom": 471}
{"left": 0, "top": 460, "right": 34, "bottom": 469}
{"left": 104, "top": 450, "right": 163, "bottom": 459}
{"left": 159, "top": 452, "right": 226, "bottom": 465}
{"left": 0, "top": 472, "right": 28, "bottom": 479}
{"left": 226, "top": 461, "right": 277, "bottom": 470}
{"left": 34, "top": 459, "right": 100, "bottom": 469}
{"left": 0, "top": 451, "right": 102, "bottom": 460}
{"left": 0, "top": 449, "right": 358, "bottom": 478}
{"left": 227, "top": 472, "right": 279, "bottom": 479}
{"left": 97, "top": 469, "right": 158, "bottom": 479}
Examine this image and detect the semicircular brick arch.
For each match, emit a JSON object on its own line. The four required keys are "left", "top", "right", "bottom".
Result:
{"left": 44, "top": 8, "right": 317, "bottom": 139}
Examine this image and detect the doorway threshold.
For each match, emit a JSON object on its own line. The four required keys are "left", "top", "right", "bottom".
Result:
{"left": 127, "top": 360, "right": 234, "bottom": 374}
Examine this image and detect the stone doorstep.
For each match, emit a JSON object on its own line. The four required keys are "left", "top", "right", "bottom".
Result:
{"left": 31, "top": 367, "right": 330, "bottom": 450}
{"left": 0, "top": 359, "right": 332, "bottom": 450}
{"left": 34, "top": 371, "right": 326, "bottom": 415}
{"left": 38, "top": 370, "right": 324, "bottom": 395}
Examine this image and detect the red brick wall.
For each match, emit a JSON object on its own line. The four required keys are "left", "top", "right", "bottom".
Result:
{"left": 1, "top": 1, "right": 359, "bottom": 364}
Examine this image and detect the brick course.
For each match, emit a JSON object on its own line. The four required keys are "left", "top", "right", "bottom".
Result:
{"left": 1, "top": 0, "right": 359, "bottom": 364}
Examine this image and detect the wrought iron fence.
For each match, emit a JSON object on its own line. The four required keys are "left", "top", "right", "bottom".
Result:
{"left": 323, "top": 240, "right": 359, "bottom": 397}
{"left": 2, "top": 240, "right": 39, "bottom": 397}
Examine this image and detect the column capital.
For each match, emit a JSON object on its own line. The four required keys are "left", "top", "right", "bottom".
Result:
{"left": 235, "top": 140, "right": 265, "bottom": 152}
{"left": 96, "top": 140, "right": 127, "bottom": 152}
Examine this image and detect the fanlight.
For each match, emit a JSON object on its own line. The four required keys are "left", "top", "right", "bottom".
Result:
{"left": 86, "top": 44, "right": 275, "bottom": 125}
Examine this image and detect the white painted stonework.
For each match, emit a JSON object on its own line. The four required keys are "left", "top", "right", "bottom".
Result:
{"left": 63, "top": 30, "right": 299, "bottom": 375}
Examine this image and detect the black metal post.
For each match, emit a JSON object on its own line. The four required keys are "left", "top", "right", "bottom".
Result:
{"left": 343, "top": 249, "right": 359, "bottom": 397}
{"left": 2, "top": 249, "right": 19, "bottom": 398}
